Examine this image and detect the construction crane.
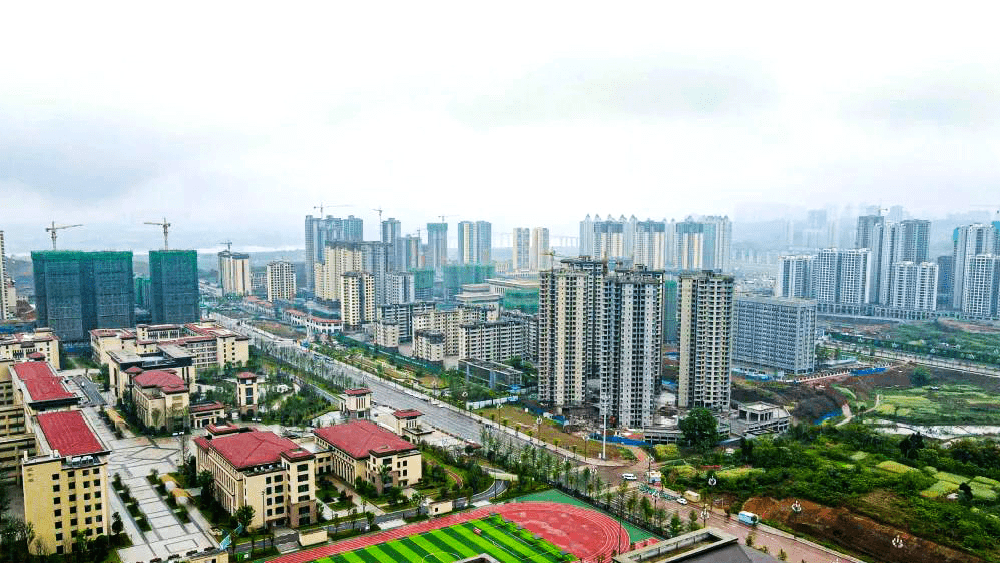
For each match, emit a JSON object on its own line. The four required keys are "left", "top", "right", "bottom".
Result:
{"left": 540, "top": 249, "right": 570, "bottom": 271}
{"left": 45, "top": 222, "right": 82, "bottom": 250}
{"left": 373, "top": 207, "right": 385, "bottom": 223}
{"left": 219, "top": 240, "right": 233, "bottom": 252}
{"left": 437, "top": 214, "right": 455, "bottom": 223}
{"left": 313, "top": 203, "right": 351, "bottom": 216}
{"left": 144, "top": 217, "right": 172, "bottom": 250}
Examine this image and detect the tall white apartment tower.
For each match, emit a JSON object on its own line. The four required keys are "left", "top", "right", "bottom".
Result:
{"left": 952, "top": 224, "right": 1000, "bottom": 310}
{"left": 512, "top": 228, "right": 530, "bottom": 271}
{"left": 634, "top": 220, "right": 666, "bottom": 270}
{"left": 701, "top": 216, "right": 732, "bottom": 273}
{"left": 218, "top": 251, "right": 251, "bottom": 296}
{"left": 458, "top": 220, "right": 492, "bottom": 265}
{"left": 266, "top": 260, "right": 296, "bottom": 302}
{"left": 963, "top": 255, "right": 1000, "bottom": 318}
{"left": 776, "top": 255, "right": 815, "bottom": 298}
{"left": 890, "top": 262, "right": 938, "bottom": 311}
{"left": 381, "top": 218, "right": 403, "bottom": 271}
{"left": 530, "top": 227, "right": 551, "bottom": 271}
{"left": 538, "top": 258, "right": 605, "bottom": 411}
{"left": 0, "top": 231, "right": 9, "bottom": 320}
{"left": 678, "top": 270, "right": 734, "bottom": 412}
{"left": 579, "top": 215, "right": 594, "bottom": 257}
{"left": 812, "top": 249, "right": 841, "bottom": 304}
{"left": 837, "top": 249, "right": 873, "bottom": 305}
{"left": 598, "top": 268, "right": 663, "bottom": 427}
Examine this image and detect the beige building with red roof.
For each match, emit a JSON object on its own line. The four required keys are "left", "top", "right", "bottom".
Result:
{"left": 90, "top": 319, "right": 249, "bottom": 376}
{"left": 0, "top": 328, "right": 61, "bottom": 370}
{"left": 313, "top": 419, "right": 421, "bottom": 492}
{"left": 130, "top": 369, "right": 191, "bottom": 431}
{"left": 21, "top": 409, "right": 110, "bottom": 556}
{"left": 194, "top": 427, "right": 317, "bottom": 529}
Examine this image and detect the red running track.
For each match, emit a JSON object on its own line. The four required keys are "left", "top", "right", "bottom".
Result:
{"left": 269, "top": 501, "right": 631, "bottom": 563}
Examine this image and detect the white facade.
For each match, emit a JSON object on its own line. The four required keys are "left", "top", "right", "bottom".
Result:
{"left": 374, "top": 320, "right": 400, "bottom": 349}
{"left": 458, "top": 319, "right": 530, "bottom": 363}
{"left": 413, "top": 329, "right": 445, "bottom": 362}
{"left": 634, "top": 220, "right": 666, "bottom": 270}
{"left": 890, "top": 261, "right": 938, "bottom": 311}
{"left": 776, "top": 255, "right": 814, "bottom": 298}
{"left": 386, "top": 272, "right": 416, "bottom": 305}
{"left": 952, "top": 224, "right": 1000, "bottom": 309}
{"left": 457, "top": 220, "right": 491, "bottom": 265}
{"left": 266, "top": 260, "right": 296, "bottom": 302}
{"left": 678, "top": 270, "right": 733, "bottom": 412}
{"left": 341, "top": 272, "right": 376, "bottom": 329}
{"left": 963, "top": 254, "right": 1000, "bottom": 318}
{"left": 218, "top": 251, "right": 251, "bottom": 296}
{"left": 0, "top": 231, "right": 8, "bottom": 320}
{"left": 314, "top": 242, "right": 389, "bottom": 304}
{"left": 512, "top": 228, "right": 530, "bottom": 271}
{"left": 530, "top": 227, "right": 550, "bottom": 271}
{"left": 838, "top": 249, "right": 872, "bottom": 305}
{"left": 412, "top": 306, "right": 491, "bottom": 356}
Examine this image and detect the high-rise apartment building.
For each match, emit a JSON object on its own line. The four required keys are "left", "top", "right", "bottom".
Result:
{"left": 304, "top": 214, "right": 363, "bottom": 290}
{"left": 381, "top": 218, "right": 403, "bottom": 271}
{"left": 811, "top": 249, "right": 872, "bottom": 305}
{"left": 678, "top": 270, "right": 733, "bottom": 412}
{"left": 951, "top": 223, "right": 1000, "bottom": 310}
{"left": 149, "top": 250, "right": 199, "bottom": 325}
{"left": 733, "top": 295, "right": 816, "bottom": 375}
{"left": 512, "top": 228, "right": 530, "bottom": 271}
{"left": 962, "top": 255, "right": 1000, "bottom": 318}
{"left": 700, "top": 216, "right": 732, "bottom": 273}
{"left": 530, "top": 227, "right": 550, "bottom": 271}
{"left": 266, "top": 260, "right": 297, "bottom": 302}
{"left": 598, "top": 268, "right": 663, "bottom": 428}
{"left": 875, "top": 219, "right": 932, "bottom": 304}
{"left": 0, "top": 231, "right": 9, "bottom": 320}
{"left": 457, "top": 220, "right": 491, "bottom": 265}
{"left": 217, "top": 250, "right": 251, "bottom": 296}
{"left": 341, "top": 272, "right": 376, "bottom": 330}
{"left": 32, "top": 251, "right": 135, "bottom": 341}
{"left": 538, "top": 258, "right": 605, "bottom": 411}
{"left": 314, "top": 242, "right": 388, "bottom": 304}
{"left": 936, "top": 255, "right": 954, "bottom": 307}
{"left": 672, "top": 216, "right": 732, "bottom": 272}
{"left": 890, "top": 262, "right": 938, "bottom": 312}
{"left": 426, "top": 222, "right": 448, "bottom": 271}
{"left": 776, "top": 255, "right": 814, "bottom": 298}
{"left": 386, "top": 272, "right": 416, "bottom": 304}
{"left": 674, "top": 220, "right": 704, "bottom": 271}
{"left": 403, "top": 235, "right": 423, "bottom": 270}
{"left": 634, "top": 220, "right": 666, "bottom": 270}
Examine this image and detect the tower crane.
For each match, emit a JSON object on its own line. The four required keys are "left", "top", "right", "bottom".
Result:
{"left": 45, "top": 222, "right": 83, "bottom": 250}
{"left": 313, "top": 203, "right": 351, "bottom": 216}
{"left": 144, "top": 217, "right": 172, "bottom": 250}
{"left": 373, "top": 207, "right": 385, "bottom": 223}
{"left": 219, "top": 240, "right": 233, "bottom": 252}
{"left": 437, "top": 214, "right": 455, "bottom": 223}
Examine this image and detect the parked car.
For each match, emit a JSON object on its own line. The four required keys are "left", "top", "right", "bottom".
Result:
{"left": 676, "top": 497, "right": 688, "bottom": 505}
{"left": 621, "top": 473, "right": 637, "bottom": 481}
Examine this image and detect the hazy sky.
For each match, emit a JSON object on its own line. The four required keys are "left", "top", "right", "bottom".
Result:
{"left": 2, "top": 2, "right": 999, "bottom": 254}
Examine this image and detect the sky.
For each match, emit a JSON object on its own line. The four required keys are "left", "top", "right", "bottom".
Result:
{"left": 2, "top": 2, "right": 999, "bottom": 255}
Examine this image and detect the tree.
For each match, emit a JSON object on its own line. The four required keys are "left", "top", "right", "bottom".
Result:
{"left": 0, "top": 486, "right": 8, "bottom": 515}
{"left": 911, "top": 366, "right": 931, "bottom": 387}
{"left": 197, "top": 470, "right": 215, "bottom": 503}
{"left": 669, "top": 512, "right": 683, "bottom": 537}
{"left": 958, "top": 482, "right": 974, "bottom": 504}
{"left": 626, "top": 491, "right": 638, "bottom": 520}
{"left": 365, "top": 511, "right": 375, "bottom": 530}
{"left": 235, "top": 505, "right": 256, "bottom": 555}
{"left": 739, "top": 436, "right": 754, "bottom": 464}
{"left": 679, "top": 408, "right": 718, "bottom": 451}
{"left": 688, "top": 509, "right": 699, "bottom": 532}
{"left": 111, "top": 512, "right": 124, "bottom": 538}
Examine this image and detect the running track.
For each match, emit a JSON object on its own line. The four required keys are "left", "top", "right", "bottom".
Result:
{"left": 269, "top": 502, "right": 631, "bottom": 563}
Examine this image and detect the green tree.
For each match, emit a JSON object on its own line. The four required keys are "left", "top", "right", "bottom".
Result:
{"left": 910, "top": 366, "right": 931, "bottom": 386}
{"left": 365, "top": 511, "right": 375, "bottom": 530}
{"left": 197, "top": 470, "right": 215, "bottom": 503}
{"left": 669, "top": 512, "right": 683, "bottom": 537}
{"left": 235, "top": 505, "right": 256, "bottom": 554}
{"left": 111, "top": 512, "right": 124, "bottom": 538}
{"left": 679, "top": 408, "right": 718, "bottom": 451}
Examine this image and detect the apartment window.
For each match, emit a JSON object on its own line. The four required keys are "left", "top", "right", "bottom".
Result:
{"left": 96, "top": 515, "right": 102, "bottom": 523}
{"left": 52, "top": 474, "right": 59, "bottom": 481}
{"left": 54, "top": 509, "right": 61, "bottom": 517}
{"left": 70, "top": 506, "right": 76, "bottom": 514}
{"left": 66, "top": 471, "right": 74, "bottom": 478}
{"left": 297, "top": 474, "right": 308, "bottom": 482}
{"left": 298, "top": 495, "right": 309, "bottom": 503}
{"left": 84, "top": 493, "right": 90, "bottom": 501}
{"left": 93, "top": 479, "right": 100, "bottom": 487}
{"left": 95, "top": 491, "right": 101, "bottom": 499}
{"left": 95, "top": 503, "right": 102, "bottom": 511}
{"left": 68, "top": 494, "right": 76, "bottom": 502}
{"left": 275, "top": 506, "right": 284, "bottom": 514}
{"left": 68, "top": 482, "right": 75, "bottom": 490}
{"left": 266, "top": 477, "right": 272, "bottom": 484}
{"left": 55, "top": 533, "right": 63, "bottom": 542}
{"left": 274, "top": 485, "right": 283, "bottom": 493}
{"left": 81, "top": 469, "right": 89, "bottom": 476}
{"left": 53, "top": 497, "right": 60, "bottom": 505}
{"left": 70, "top": 519, "right": 77, "bottom": 526}
{"left": 55, "top": 521, "right": 63, "bottom": 529}
{"left": 85, "top": 517, "right": 92, "bottom": 525}
{"left": 53, "top": 484, "right": 60, "bottom": 492}
{"left": 298, "top": 505, "right": 310, "bottom": 514}
{"left": 274, "top": 475, "right": 282, "bottom": 482}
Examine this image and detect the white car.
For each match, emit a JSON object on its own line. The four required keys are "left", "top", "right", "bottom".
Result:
{"left": 622, "top": 473, "right": 637, "bottom": 481}
{"left": 676, "top": 497, "right": 688, "bottom": 505}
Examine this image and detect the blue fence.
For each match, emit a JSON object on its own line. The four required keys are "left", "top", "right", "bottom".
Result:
{"left": 589, "top": 434, "right": 648, "bottom": 447}
{"left": 852, "top": 367, "right": 887, "bottom": 375}
{"left": 814, "top": 410, "right": 841, "bottom": 424}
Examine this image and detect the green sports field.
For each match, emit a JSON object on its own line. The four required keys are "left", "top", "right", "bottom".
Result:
{"left": 312, "top": 517, "right": 576, "bottom": 563}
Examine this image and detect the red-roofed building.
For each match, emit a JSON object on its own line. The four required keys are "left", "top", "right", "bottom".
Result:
{"left": 10, "top": 361, "right": 78, "bottom": 412}
{"left": 0, "top": 328, "right": 61, "bottom": 369}
{"left": 195, "top": 429, "right": 316, "bottom": 529}
{"left": 390, "top": 409, "right": 432, "bottom": 440}
{"left": 129, "top": 369, "right": 190, "bottom": 431}
{"left": 21, "top": 408, "right": 110, "bottom": 555}
{"left": 313, "top": 420, "right": 421, "bottom": 492}
{"left": 236, "top": 372, "right": 260, "bottom": 415}
{"left": 189, "top": 401, "right": 227, "bottom": 428}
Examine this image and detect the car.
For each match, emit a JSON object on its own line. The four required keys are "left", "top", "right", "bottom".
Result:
{"left": 676, "top": 497, "right": 688, "bottom": 505}
{"left": 621, "top": 473, "right": 637, "bottom": 481}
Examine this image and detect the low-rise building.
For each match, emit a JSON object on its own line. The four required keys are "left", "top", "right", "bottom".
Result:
{"left": 22, "top": 409, "right": 111, "bottom": 556}
{"left": 236, "top": 372, "right": 260, "bottom": 416}
{"left": 0, "top": 328, "right": 61, "bottom": 369}
{"left": 91, "top": 320, "right": 249, "bottom": 377}
{"left": 130, "top": 369, "right": 190, "bottom": 431}
{"left": 194, "top": 427, "right": 317, "bottom": 529}
{"left": 731, "top": 401, "right": 791, "bottom": 437}
{"left": 337, "top": 388, "right": 372, "bottom": 419}
{"left": 389, "top": 409, "right": 433, "bottom": 442}
{"left": 313, "top": 420, "right": 422, "bottom": 492}
{"left": 190, "top": 401, "right": 227, "bottom": 428}
{"left": 107, "top": 345, "right": 195, "bottom": 400}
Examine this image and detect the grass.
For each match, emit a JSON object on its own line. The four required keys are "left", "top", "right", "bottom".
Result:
{"left": 875, "top": 460, "right": 917, "bottom": 475}
{"left": 920, "top": 480, "right": 960, "bottom": 499}
{"left": 308, "top": 517, "right": 574, "bottom": 563}
{"left": 933, "top": 471, "right": 968, "bottom": 485}
{"left": 868, "top": 384, "right": 1000, "bottom": 425}
{"left": 477, "top": 405, "right": 612, "bottom": 459}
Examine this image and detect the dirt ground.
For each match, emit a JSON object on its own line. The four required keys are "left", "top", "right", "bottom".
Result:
{"left": 744, "top": 496, "right": 986, "bottom": 563}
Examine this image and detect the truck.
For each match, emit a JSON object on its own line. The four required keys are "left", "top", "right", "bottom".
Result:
{"left": 738, "top": 511, "right": 759, "bottom": 525}
{"left": 683, "top": 490, "right": 701, "bottom": 503}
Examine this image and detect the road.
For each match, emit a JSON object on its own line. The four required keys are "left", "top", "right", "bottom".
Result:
{"left": 823, "top": 339, "right": 1000, "bottom": 378}
{"left": 74, "top": 374, "right": 107, "bottom": 406}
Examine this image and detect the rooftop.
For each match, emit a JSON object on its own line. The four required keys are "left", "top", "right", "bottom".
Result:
{"left": 11, "top": 362, "right": 75, "bottom": 403}
{"left": 314, "top": 420, "right": 417, "bottom": 459}
{"left": 133, "top": 370, "right": 188, "bottom": 393}
{"left": 344, "top": 388, "right": 371, "bottom": 396}
{"left": 236, "top": 372, "right": 258, "bottom": 380}
{"left": 190, "top": 401, "right": 226, "bottom": 413}
{"left": 0, "top": 329, "right": 59, "bottom": 345}
{"left": 36, "top": 410, "right": 105, "bottom": 457}
{"left": 393, "top": 409, "right": 423, "bottom": 419}
{"left": 195, "top": 430, "right": 307, "bottom": 470}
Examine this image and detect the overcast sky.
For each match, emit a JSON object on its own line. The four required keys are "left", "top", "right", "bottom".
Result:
{"left": 2, "top": 2, "right": 999, "bottom": 254}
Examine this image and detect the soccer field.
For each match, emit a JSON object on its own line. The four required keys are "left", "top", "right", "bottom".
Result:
{"left": 311, "top": 516, "right": 576, "bottom": 563}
